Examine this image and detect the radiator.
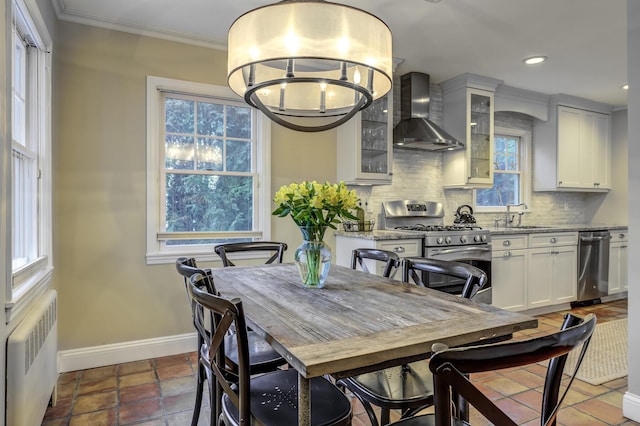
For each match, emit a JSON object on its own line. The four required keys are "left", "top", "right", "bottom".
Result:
{"left": 7, "top": 289, "right": 58, "bottom": 426}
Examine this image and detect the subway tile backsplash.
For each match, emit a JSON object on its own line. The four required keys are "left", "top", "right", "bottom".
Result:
{"left": 352, "top": 80, "right": 587, "bottom": 229}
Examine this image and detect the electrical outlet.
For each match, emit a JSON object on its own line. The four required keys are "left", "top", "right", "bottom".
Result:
{"left": 365, "top": 199, "right": 373, "bottom": 213}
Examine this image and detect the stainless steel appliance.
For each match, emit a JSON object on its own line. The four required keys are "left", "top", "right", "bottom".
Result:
{"left": 382, "top": 200, "right": 492, "bottom": 303}
{"left": 573, "top": 230, "right": 611, "bottom": 306}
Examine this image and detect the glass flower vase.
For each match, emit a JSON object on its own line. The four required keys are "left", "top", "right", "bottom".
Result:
{"left": 295, "top": 227, "right": 332, "bottom": 288}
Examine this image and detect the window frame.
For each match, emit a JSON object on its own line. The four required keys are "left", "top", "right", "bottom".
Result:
{"left": 473, "top": 126, "right": 531, "bottom": 213}
{"left": 6, "top": 0, "right": 53, "bottom": 324}
{"left": 146, "top": 76, "right": 271, "bottom": 265}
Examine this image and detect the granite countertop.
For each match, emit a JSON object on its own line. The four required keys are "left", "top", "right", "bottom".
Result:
{"left": 335, "top": 224, "right": 628, "bottom": 240}
{"left": 490, "top": 224, "right": 628, "bottom": 235}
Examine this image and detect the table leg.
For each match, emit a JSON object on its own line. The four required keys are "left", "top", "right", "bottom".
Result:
{"left": 298, "top": 374, "right": 311, "bottom": 426}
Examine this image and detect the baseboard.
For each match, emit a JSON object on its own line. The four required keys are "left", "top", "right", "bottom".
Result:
{"left": 623, "top": 391, "right": 640, "bottom": 422}
{"left": 57, "top": 332, "right": 197, "bottom": 373}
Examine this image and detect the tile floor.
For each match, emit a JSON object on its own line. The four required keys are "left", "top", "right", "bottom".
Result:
{"left": 42, "top": 299, "right": 637, "bottom": 426}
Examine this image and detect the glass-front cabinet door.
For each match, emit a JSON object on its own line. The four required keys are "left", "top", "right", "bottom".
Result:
{"left": 337, "top": 93, "right": 393, "bottom": 185}
{"left": 468, "top": 90, "right": 493, "bottom": 183}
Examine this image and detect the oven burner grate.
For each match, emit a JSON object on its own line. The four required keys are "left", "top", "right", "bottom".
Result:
{"left": 395, "top": 224, "right": 483, "bottom": 232}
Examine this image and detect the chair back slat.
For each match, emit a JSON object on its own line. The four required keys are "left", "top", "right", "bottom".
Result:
{"left": 351, "top": 248, "right": 400, "bottom": 278}
{"left": 215, "top": 242, "right": 287, "bottom": 267}
{"left": 401, "top": 257, "right": 487, "bottom": 300}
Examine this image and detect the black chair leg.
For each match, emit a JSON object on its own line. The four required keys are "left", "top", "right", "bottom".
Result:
{"left": 191, "top": 362, "right": 205, "bottom": 426}
{"left": 380, "top": 408, "right": 390, "bottom": 425}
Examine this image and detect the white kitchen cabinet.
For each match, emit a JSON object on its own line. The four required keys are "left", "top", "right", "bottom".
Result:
{"left": 441, "top": 74, "right": 502, "bottom": 188}
{"left": 527, "top": 232, "right": 578, "bottom": 308}
{"left": 337, "top": 93, "right": 393, "bottom": 185}
{"left": 491, "top": 234, "right": 527, "bottom": 311}
{"left": 533, "top": 96, "right": 612, "bottom": 192}
{"left": 335, "top": 235, "right": 421, "bottom": 279}
{"left": 609, "top": 230, "right": 628, "bottom": 294}
{"left": 492, "top": 231, "right": 577, "bottom": 311}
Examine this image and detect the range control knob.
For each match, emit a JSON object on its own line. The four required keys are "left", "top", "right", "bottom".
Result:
{"left": 473, "top": 235, "right": 481, "bottom": 242}
{"left": 444, "top": 236, "right": 452, "bottom": 245}
{"left": 481, "top": 235, "right": 487, "bottom": 242}
{"left": 460, "top": 236, "right": 467, "bottom": 243}
{"left": 436, "top": 237, "right": 444, "bottom": 245}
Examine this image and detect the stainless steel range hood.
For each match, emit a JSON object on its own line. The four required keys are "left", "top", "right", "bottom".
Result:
{"left": 393, "top": 72, "right": 464, "bottom": 151}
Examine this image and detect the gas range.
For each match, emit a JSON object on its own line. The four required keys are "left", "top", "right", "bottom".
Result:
{"left": 382, "top": 200, "right": 491, "bottom": 247}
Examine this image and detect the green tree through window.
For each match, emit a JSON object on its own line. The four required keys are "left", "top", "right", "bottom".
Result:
{"left": 476, "top": 134, "right": 522, "bottom": 207}
{"left": 162, "top": 93, "right": 255, "bottom": 245}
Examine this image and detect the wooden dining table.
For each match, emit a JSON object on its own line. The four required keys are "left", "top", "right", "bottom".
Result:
{"left": 211, "top": 263, "right": 538, "bottom": 426}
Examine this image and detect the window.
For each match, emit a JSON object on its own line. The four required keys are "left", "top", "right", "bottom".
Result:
{"left": 8, "top": 0, "right": 53, "bottom": 321}
{"left": 474, "top": 127, "right": 531, "bottom": 212}
{"left": 146, "top": 77, "right": 271, "bottom": 264}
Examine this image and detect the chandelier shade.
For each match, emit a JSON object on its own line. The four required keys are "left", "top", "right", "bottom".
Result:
{"left": 227, "top": 0, "right": 393, "bottom": 132}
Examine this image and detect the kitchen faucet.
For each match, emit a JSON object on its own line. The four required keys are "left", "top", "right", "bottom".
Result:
{"left": 506, "top": 203, "right": 528, "bottom": 227}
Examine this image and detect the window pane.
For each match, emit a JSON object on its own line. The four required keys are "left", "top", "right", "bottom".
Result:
{"left": 197, "top": 101, "right": 224, "bottom": 136}
{"left": 197, "top": 137, "right": 223, "bottom": 171}
{"left": 165, "top": 135, "right": 194, "bottom": 170}
{"left": 165, "top": 98, "right": 194, "bottom": 133}
{"left": 12, "top": 148, "right": 38, "bottom": 269}
{"left": 165, "top": 174, "right": 254, "bottom": 232}
{"left": 226, "top": 140, "right": 251, "bottom": 172}
{"left": 226, "top": 105, "right": 251, "bottom": 139}
{"left": 477, "top": 173, "right": 520, "bottom": 206}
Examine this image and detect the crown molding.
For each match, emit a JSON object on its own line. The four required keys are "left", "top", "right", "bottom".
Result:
{"left": 50, "top": 0, "right": 227, "bottom": 50}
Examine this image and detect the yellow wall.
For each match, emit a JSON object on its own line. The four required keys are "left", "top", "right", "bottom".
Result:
{"left": 53, "top": 21, "right": 337, "bottom": 350}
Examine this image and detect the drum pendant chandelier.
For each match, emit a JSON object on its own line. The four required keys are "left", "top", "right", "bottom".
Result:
{"left": 227, "top": 0, "right": 393, "bottom": 132}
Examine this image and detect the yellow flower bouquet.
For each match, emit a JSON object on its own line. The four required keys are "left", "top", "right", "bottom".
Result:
{"left": 272, "top": 181, "right": 359, "bottom": 287}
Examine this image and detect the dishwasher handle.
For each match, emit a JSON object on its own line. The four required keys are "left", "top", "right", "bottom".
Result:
{"left": 579, "top": 235, "right": 612, "bottom": 242}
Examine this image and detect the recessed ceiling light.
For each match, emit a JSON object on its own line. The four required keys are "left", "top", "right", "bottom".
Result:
{"left": 523, "top": 56, "right": 547, "bottom": 65}
{"left": 622, "top": 84, "right": 629, "bottom": 90}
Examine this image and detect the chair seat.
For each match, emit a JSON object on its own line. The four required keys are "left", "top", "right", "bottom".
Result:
{"left": 340, "top": 360, "right": 434, "bottom": 408}
{"left": 221, "top": 369, "right": 352, "bottom": 426}
{"left": 225, "top": 330, "right": 285, "bottom": 375}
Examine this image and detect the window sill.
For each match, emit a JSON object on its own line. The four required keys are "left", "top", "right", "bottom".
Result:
{"left": 6, "top": 265, "right": 53, "bottom": 325}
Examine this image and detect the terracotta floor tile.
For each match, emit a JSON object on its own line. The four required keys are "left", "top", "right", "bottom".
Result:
{"left": 120, "top": 382, "right": 161, "bottom": 404}
{"left": 57, "top": 371, "right": 80, "bottom": 386}
{"left": 160, "top": 376, "right": 199, "bottom": 397}
{"left": 156, "top": 363, "right": 195, "bottom": 381}
{"left": 42, "top": 398, "right": 73, "bottom": 419}
{"left": 493, "top": 397, "right": 538, "bottom": 424}
{"left": 163, "top": 391, "right": 198, "bottom": 414}
{"left": 40, "top": 418, "right": 70, "bottom": 426}
{"left": 575, "top": 397, "right": 628, "bottom": 424}
{"left": 72, "top": 390, "right": 117, "bottom": 414}
{"left": 68, "top": 408, "right": 117, "bottom": 426}
{"left": 482, "top": 376, "right": 530, "bottom": 397}
{"left": 511, "top": 389, "right": 542, "bottom": 410}
{"left": 55, "top": 382, "right": 77, "bottom": 401}
{"left": 557, "top": 406, "right": 610, "bottom": 425}
{"left": 76, "top": 377, "right": 118, "bottom": 395}
{"left": 80, "top": 365, "right": 118, "bottom": 382}
{"left": 119, "top": 398, "right": 163, "bottom": 424}
{"left": 119, "top": 370, "right": 157, "bottom": 388}
{"left": 502, "top": 369, "right": 545, "bottom": 389}
{"left": 154, "top": 354, "right": 191, "bottom": 368}
{"left": 119, "top": 359, "right": 154, "bottom": 376}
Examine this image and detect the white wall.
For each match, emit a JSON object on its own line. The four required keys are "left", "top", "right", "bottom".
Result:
{"left": 624, "top": 0, "right": 640, "bottom": 421}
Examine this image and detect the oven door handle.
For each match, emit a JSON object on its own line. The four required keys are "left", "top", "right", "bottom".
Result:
{"left": 429, "top": 246, "right": 492, "bottom": 256}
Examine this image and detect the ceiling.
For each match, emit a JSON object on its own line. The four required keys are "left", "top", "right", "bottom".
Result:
{"left": 51, "top": 0, "right": 628, "bottom": 108}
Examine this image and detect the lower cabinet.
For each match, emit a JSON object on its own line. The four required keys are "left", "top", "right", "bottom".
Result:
{"left": 492, "top": 247, "right": 527, "bottom": 311}
{"left": 492, "top": 232, "right": 578, "bottom": 311}
{"left": 609, "top": 230, "right": 628, "bottom": 294}
{"left": 527, "top": 245, "right": 577, "bottom": 308}
{"left": 335, "top": 236, "right": 422, "bottom": 279}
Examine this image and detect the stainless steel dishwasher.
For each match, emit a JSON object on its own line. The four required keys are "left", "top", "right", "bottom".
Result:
{"left": 573, "top": 230, "right": 611, "bottom": 307}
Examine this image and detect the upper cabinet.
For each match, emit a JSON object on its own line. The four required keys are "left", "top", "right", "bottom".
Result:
{"left": 441, "top": 74, "right": 502, "bottom": 188}
{"left": 337, "top": 92, "right": 393, "bottom": 185}
{"left": 533, "top": 95, "right": 612, "bottom": 192}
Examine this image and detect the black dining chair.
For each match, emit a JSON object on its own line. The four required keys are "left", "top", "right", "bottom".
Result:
{"left": 214, "top": 241, "right": 287, "bottom": 267}
{"left": 336, "top": 258, "right": 488, "bottom": 426}
{"left": 386, "top": 312, "right": 596, "bottom": 426}
{"left": 175, "top": 257, "right": 286, "bottom": 426}
{"left": 187, "top": 272, "right": 353, "bottom": 426}
{"left": 351, "top": 248, "right": 401, "bottom": 278}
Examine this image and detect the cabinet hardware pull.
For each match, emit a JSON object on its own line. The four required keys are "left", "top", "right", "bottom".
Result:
{"left": 503, "top": 252, "right": 511, "bottom": 257}
{"left": 619, "top": 234, "right": 625, "bottom": 239}
{"left": 503, "top": 240, "right": 511, "bottom": 246}
{"left": 393, "top": 246, "right": 405, "bottom": 253}
{"left": 550, "top": 237, "right": 557, "bottom": 243}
